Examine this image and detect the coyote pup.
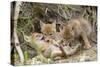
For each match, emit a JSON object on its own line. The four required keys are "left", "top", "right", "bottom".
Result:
{"left": 40, "top": 21, "right": 56, "bottom": 36}
{"left": 60, "top": 18, "right": 92, "bottom": 49}
{"left": 40, "top": 21, "right": 56, "bottom": 43}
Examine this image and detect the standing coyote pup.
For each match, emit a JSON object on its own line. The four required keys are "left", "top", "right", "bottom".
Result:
{"left": 60, "top": 18, "right": 92, "bottom": 49}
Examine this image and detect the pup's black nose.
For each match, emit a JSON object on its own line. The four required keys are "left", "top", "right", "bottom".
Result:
{"left": 46, "top": 40, "right": 50, "bottom": 42}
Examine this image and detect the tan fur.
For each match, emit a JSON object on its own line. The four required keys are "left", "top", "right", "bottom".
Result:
{"left": 31, "top": 33, "right": 50, "bottom": 54}
{"left": 40, "top": 21, "right": 56, "bottom": 36}
{"left": 40, "top": 18, "right": 92, "bottom": 49}
{"left": 60, "top": 18, "right": 92, "bottom": 49}
{"left": 40, "top": 21, "right": 56, "bottom": 43}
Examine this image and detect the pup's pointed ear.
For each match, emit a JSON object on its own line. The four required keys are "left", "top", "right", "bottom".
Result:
{"left": 58, "top": 23, "right": 64, "bottom": 32}
{"left": 52, "top": 20, "right": 56, "bottom": 28}
{"left": 40, "top": 20, "right": 45, "bottom": 27}
{"left": 59, "top": 26, "right": 63, "bottom": 32}
{"left": 53, "top": 20, "right": 56, "bottom": 23}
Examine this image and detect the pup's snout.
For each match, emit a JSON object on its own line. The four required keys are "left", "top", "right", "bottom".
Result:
{"left": 46, "top": 39, "right": 50, "bottom": 42}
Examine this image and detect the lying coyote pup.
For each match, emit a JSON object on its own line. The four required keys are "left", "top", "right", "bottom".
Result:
{"left": 60, "top": 18, "right": 92, "bottom": 49}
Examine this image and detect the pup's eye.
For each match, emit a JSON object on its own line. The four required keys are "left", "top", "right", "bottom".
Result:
{"left": 49, "top": 33, "right": 52, "bottom": 35}
{"left": 44, "top": 33, "right": 47, "bottom": 35}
